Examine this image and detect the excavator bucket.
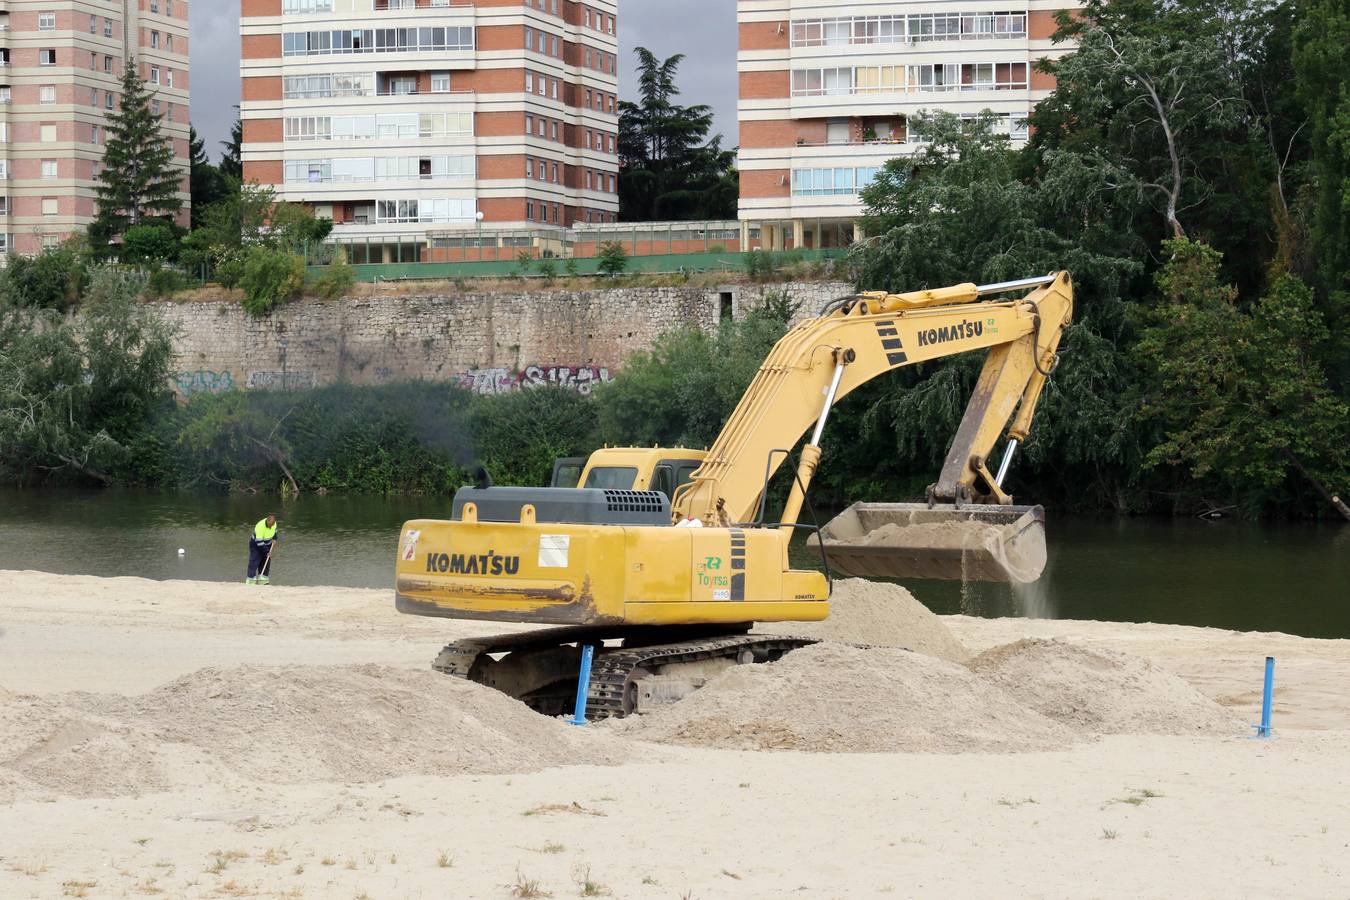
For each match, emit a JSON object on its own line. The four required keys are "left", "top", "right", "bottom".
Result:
{"left": 810, "top": 502, "right": 1047, "bottom": 583}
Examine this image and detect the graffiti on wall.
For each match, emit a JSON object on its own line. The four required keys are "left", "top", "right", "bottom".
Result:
{"left": 457, "top": 364, "right": 613, "bottom": 396}
{"left": 175, "top": 370, "right": 233, "bottom": 395}
{"left": 246, "top": 371, "right": 317, "bottom": 390}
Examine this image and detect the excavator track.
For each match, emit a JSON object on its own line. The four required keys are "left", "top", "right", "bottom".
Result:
{"left": 432, "top": 627, "right": 819, "bottom": 721}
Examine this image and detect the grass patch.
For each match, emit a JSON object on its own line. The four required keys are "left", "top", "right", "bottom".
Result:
{"left": 1101, "top": 828, "right": 1119, "bottom": 840}
{"left": 572, "top": 865, "right": 609, "bottom": 896}
{"left": 510, "top": 867, "right": 552, "bottom": 898}
{"left": 62, "top": 881, "right": 98, "bottom": 898}
{"left": 437, "top": 851, "right": 455, "bottom": 869}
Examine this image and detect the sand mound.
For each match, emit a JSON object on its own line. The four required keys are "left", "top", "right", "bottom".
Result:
{"left": 0, "top": 665, "right": 623, "bottom": 801}
{"left": 758, "top": 579, "right": 969, "bottom": 663}
{"left": 619, "top": 642, "right": 1073, "bottom": 753}
{"left": 969, "top": 639, "right": 1241, "bottom": 736}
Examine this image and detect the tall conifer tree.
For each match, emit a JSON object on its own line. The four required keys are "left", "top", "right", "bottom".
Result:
{"left": 91, "top": 58, "right": 183, "bottom": 247}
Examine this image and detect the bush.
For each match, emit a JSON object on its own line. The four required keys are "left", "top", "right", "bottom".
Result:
{"left": 564, "top": 256, "right": 580, "bottom": 277}
{"left": 514, "top": 251, "right": 533, "bottom": 277}
{"left": 122, "top": 224, "right": 178, "bottom": 265}
{"left": 536, "top": 257, "right": 557, "bottom": 281}
{"left": 145, "top": 266, "right": 191, "bottom": 299}
{"left": 240, "top": 247, "right": 306, "bottom": 317}
{"left": 0, "top": 243, "right": 90, "bottom": 310}
{"left": 307, "top": 256, "right": 357, "bottom": 300}
{"left": 597, "top": 241, "right": 628, "bottom": 276}
{"left": 743, "top": 250, "right": 780, "bottom": 282}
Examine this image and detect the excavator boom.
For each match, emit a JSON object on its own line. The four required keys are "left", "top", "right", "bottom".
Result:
{"left": 673, "top": 272, "right": 1072, "bottom": 582}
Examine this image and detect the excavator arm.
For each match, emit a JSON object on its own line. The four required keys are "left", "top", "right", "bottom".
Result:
{"left": 671, "top": 272, "right": 1073, "bottom": 527}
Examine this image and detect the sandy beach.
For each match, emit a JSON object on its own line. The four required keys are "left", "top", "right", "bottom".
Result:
{"left": 2, "top": 570, "right": 1348, "bottom": 898}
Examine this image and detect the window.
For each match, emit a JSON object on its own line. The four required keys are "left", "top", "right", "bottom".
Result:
{"left": 40, "top": 124, "right": 57, "bottom": 142}
{"left": 41, "top": 160, "right": 58, "bottom": 179}
{"left": 105, "top": 91, "right": 114, "bottom": 110}
{"left": 550, "top": 121, "right": 558, "bottom": 141}
{"left": 526, "top": 158, "right": 533, "bottom": 178}
{"left": 40, "top": 49, "right": 57, "bottom": 66}
{"left": 40, "top": 86, "right": 56, "bottom": 105}
{"left": 150, "top": 66, "right": 160, "bottom": 84}
{"left": 281, "top": 26, "right": 475, "bottom": 57}
{"left": 526, "top": 199, "right": 535, "bottom": 221}
{"left": 0, "top": 198, "right": 7, "bottom": 215}
{"left": 430, "top": 71, "right": 450, "bottom": 92}
{"left": 151, "top": 30, "right": 160, "bottom": 48}
{"left": 39, "top": 12, "right": 56, "bottom": 30}
{"left": 104, "top": 55, "right": 114, "bottom": 72}
{"left": 525, "top": 114, "right": 533, "bottom": 134}
{"left": 42, "top": 198, "right": 58, "bottom": 216}
{"left": 790, "top": 13, "right": 1027, "bottom": 46}
{"left": 89, "top": 15, "right": 97, "bottom": 34}
{"left": 790, "top": 166, "right": 881, "bottom": 196}
{"left": 91, "top": 124, "right": 100, "bottom": 143}
{"left": 104, "top": 18, "right": 113, "bottom": 37}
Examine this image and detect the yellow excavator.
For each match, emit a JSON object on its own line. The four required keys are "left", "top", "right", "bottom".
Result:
{"left": 396, "top": 272, "right": 1072, "bottom": 717}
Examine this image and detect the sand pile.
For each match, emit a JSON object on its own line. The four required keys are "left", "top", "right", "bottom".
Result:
{"left": 618, "top": 642, "right": 1073, "bottom": 753}
{"left": 0, "top": 664, "right": 622, "bottom": 801}
{"left": 759, "top": 579, "right": 969, "bottom": 663}
{"left": 969, "top": 639, "right": 1241, "bottom": 736}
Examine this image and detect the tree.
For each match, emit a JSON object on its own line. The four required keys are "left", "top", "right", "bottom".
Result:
{"left": 617, "top": 49, "right": 738, "bottom": 221}
{"left": 1030, "top": 6, "right": 1246, "bottom": 241}
{"left": 219, "top": 115, "right": 243, "bottom": 182}
{"left": 1293, "top": 0, "right": 1350, "bottom": 390}
{"left": 845, "top": 112, "right": 1146, "bottom": 511}
{"left": 0, "top": 268, "right": 176, "bottom": 484}
{"left": 90, "top": 58, "right": 184, "bottom": 249}
{"left": 1135, "top": 239, "right": 1349, "bottom": 515}
{"left": 597, "top": 241, "right": 628, "bottom": 275}
{"left": 189, "top": 125, "right": 227, "bottom": 229}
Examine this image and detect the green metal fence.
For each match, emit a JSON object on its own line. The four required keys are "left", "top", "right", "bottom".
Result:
{"left": 335, "top": 248, "right": 847, "bottom": 283}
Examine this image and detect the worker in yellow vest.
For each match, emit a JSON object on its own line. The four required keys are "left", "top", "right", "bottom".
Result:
{"left": 246, "top": 514, "right": 280, "bottom": 585}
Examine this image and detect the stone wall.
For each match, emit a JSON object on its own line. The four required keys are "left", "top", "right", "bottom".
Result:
{"left": 160, "top": 281, "right": 853, "bottom": 396}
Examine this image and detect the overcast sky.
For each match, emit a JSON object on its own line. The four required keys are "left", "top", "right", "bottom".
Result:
{"left": 189, "top": 2, "right": 739, "bottom": 162}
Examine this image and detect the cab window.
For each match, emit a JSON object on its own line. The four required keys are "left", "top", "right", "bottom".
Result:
{"left": 675, "top": 464, "right": 700, "bottom": 490}
{"left": 583, "top": 466, "right": 638, "bottom": 490}
{"left": 650, "top": 465, "right": 675, "bottom": 499}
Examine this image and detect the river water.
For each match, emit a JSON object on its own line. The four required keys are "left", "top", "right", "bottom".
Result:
{"left": 1, "top": 488, "right": 1347, "bottom": 638}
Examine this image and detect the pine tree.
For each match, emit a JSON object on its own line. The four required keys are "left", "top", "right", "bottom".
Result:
{"left": 219, "top": 115, "right": 243, "bottom": 183}
{"left": 91, "top": 58, "right": 183, "bottom": 247}
{"left": 189, "top": 125, "right": 225, "bottom": 229}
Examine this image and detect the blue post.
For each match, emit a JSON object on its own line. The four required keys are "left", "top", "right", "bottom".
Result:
{"left": 1254, "top": 656, "right": 1275, "bottom": 739}
{"left": 568, "top": 644, "right": 596, "bottom": 726}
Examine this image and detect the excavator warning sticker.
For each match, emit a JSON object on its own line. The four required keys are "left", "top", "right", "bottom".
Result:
{"left": 401, "top": 530, "right": 421, "bottom": 562}
{"left": 538, "top": 534, "right": 570, "bottom": 568}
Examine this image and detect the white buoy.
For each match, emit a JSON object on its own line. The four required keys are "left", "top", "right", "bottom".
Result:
{"left": 178, "top": 548, "right": 186, "bottom": 556}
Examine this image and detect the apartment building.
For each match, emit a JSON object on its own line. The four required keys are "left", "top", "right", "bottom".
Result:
{"left": 0, "top": 0, "right": 190, "bottom": 257}
{"left": 240, "top": 0, "right": 620, "bottom": 264}
{"left": 737, "top": 0, "right": 1075, "bottom": 251}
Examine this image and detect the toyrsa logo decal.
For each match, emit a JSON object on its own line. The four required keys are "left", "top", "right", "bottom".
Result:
{"left": 917, "top": 319, "right": 983, "bottom": 347}
{"left": 426, "top": 551, "right": 520, "bottom": 575}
